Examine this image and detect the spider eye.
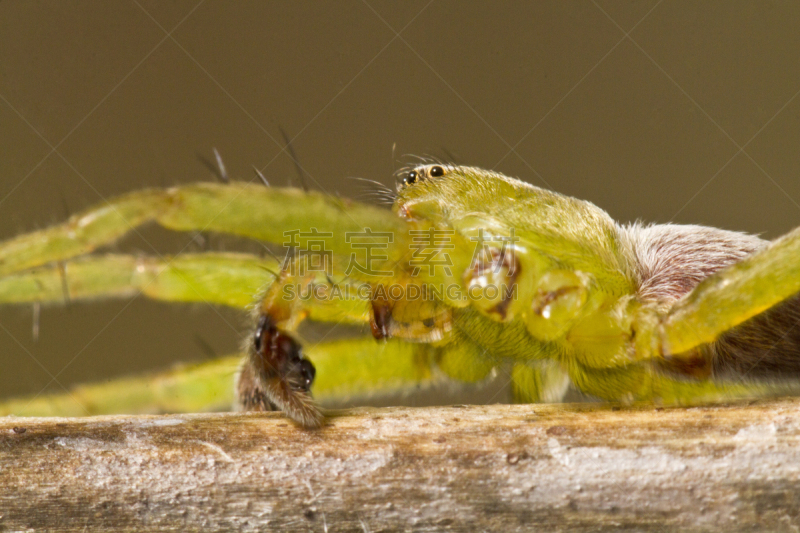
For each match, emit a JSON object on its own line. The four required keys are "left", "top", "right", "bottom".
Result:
{"left": 429, "top": 165, "right": 445, "bottom": 177}
{"left": 404, "top": 171, "right": 418, "bottom": 185}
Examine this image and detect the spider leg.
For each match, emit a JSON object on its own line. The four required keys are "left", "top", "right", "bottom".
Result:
{"left": 0, "top": 336, "right": 444, "bottom": 417}
{"left": 563, "top": 356, "right": 770, "bottom": 405}
{"left": 434, "top": 328, "right": 497, "bottom": 383}
{"left": 0, "top": 183, "right": 404, "bottom": 275}
{"left": 0, "top": 183, "right": 472, "bottom": 288}
{"left": 653, "top": 226, "right": 800, "bottom": 357}
{"left": 0, "top": 355, "right": 243, "bottom": 417}
{"left": 0, "top": 252, "right": 278, "bottom": 308}
{"left": 511, "top": 361, "right": 572, "bottom": 404}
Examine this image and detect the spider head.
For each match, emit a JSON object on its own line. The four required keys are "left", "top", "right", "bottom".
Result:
{"left": 394, "top": 163, "right": 493, "bottom": 221}
{"left": 393, "top": 163, "right": 458, "bottom": 220}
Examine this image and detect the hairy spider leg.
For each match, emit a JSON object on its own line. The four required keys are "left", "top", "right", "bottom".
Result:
{"left": 567, "top": 354, "right": 773, "bottom": 405}
{"left": 656, "top": 226, "right": 800, "bottom": 356}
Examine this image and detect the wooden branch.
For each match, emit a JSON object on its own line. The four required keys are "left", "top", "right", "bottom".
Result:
{"left": 2, "top": 399, "right": 800, "bottom": 531}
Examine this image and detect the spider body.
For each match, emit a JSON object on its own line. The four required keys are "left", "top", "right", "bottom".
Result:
{"left": 2, "top": 163, "right": 800, "bottom": 427}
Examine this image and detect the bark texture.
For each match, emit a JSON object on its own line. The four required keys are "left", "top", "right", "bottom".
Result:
{"left": 1, "top": 399, "right": 799, "bottom": 532}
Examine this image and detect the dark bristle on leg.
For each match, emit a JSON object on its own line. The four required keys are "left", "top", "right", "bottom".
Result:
{"left": 239, "top": 314, "right": 322, "bottom": 428}
{"left": 253, "top": 165, "right": 270, "bottom": 187}
{"left": 197, "top": 149, "right": 230, "bottom": 183}
{"left": 278, "top": 126, "right": 309, "bottom": 192}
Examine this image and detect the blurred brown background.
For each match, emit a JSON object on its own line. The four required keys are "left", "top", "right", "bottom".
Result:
{"left": 1, "top": 1, "right": 799, "bottom": 405}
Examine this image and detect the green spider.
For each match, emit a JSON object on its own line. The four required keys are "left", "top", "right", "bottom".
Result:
{"left": 1, "top": 162, "right": 799, "bottom": 427}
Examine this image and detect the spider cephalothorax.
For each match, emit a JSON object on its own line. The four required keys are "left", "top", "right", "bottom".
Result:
{"left": 2, "top": 162, "right": 800, "bottom": 426}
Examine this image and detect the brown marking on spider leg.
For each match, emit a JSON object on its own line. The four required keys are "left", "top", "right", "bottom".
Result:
{"left": 370, "top": 298, "right": 393, "bottom": 340}
{"left": 532, "top": 286, "right": 583, "bottom": 316}
{"left": 243, "top": 314, "right": 321, "bottom": 427}
{"left": 489, "top": 280, "right": 518, "bottom": 319}
{"left": 658, "top": 351, "right": 713, "bottom": 380}
{"left": 468, "top": 248, "right": 520, "bottom": 320}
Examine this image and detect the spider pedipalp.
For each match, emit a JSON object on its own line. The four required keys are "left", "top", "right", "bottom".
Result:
{"left": 243, "top": 313, "right": 322, "bottom": 428}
